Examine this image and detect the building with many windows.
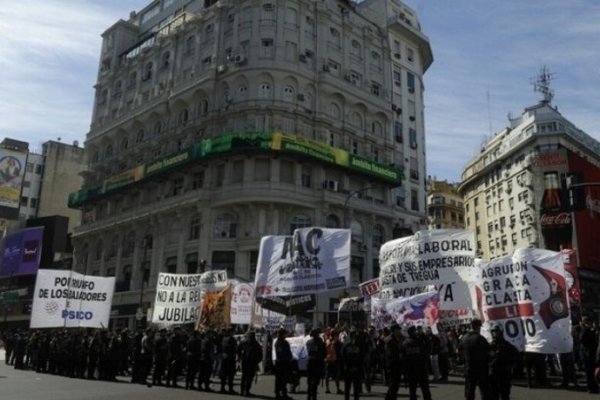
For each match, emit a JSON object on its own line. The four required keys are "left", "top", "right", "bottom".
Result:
{"left": 459, "top": 89, "right": 600, "bottom": 312}
{"left": 69, "top": 0, "right": 432, "bottom": 327}
{"left": 426, "top": 179, "right": 464, "bottom": 230}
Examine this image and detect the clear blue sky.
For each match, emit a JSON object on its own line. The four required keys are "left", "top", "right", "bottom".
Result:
{"left": 1, "top": 0, "right": 599, "bottom": 182}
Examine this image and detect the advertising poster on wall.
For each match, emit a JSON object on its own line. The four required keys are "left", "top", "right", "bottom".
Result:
{"left": 0, "top": 227, "right": 44, "bottom": 277}
{"left": 30, "top": 269, "right": 115, "bottom": 328}
{"left": 475, "top": 248, "right": 572, "bottom": 353}
{"left": 0, "top": 148, "right": 27, "bottom": 219}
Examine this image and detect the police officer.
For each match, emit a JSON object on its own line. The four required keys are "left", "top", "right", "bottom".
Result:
{"left": 274, "top": 328, "right": 293, "bottom": 400}
{"left": 341, "top": 328, "right": 364, "bottom": 400}
{"left": 220, "top": 328, "right": 238, "bottom": 394}
{"left": 384, "top": 324, "right": 404, "bottom": 400}
{"left": 185, "top": 330, "right": 202, "bottom": 390}
{"left": 489, "top": 325, "right": 519, "bottom": 400}
{"left": 306, "top": 328, "right": 326, "bottom": 400}
{"left": 153, "top": 329, "right": 168, "bottom": 386}
{"left": 239, "top": 330, "right": 263, "bottom": 396}
{"left": 459, "top": 319, "right": 490, "bottom": 400}
{"left": 402, "top": 326, "right": 432, "bottom": 400}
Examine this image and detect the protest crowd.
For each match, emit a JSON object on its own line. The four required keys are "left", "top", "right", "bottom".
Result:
{"left": 0, "top": 315, "right": 593, "bottom": 400}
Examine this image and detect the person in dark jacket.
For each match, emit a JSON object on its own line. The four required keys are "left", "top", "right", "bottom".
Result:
{"left": 199, "top": 330, "right": 215, "bottom": 391}
{"left": 402, "top": 326, "right": 432, "bottom": 400}
{"left": 185, "top": 331, "right": 202, "bottom": 389}
{"left": 220, "top": 328, "right": 238, "bottom": 394}
{"left": 274, "top": 329, "right": 293, "bottom": 400}
{"left": 153, "top": 329, "right": 168, "bottom": 386}
{"left": 579, "top": 316, "right": 598, "bottom": 393}
{"left": 459, "top": 319, "right": 491, "bottom": 400}
{"left": 488, "top": 325, "right": 519, "bottom": 400}
{"left": 341, "top": 328, "right": 364, "bottom": 400}
{"left": 306, "top": 328, "right": 326, "bottom": 400}
{"left": 384, "top": 324, "right": 404, "bottom": 400}
{"left": 239, "top": 330, "right": 263, "bottom": 396}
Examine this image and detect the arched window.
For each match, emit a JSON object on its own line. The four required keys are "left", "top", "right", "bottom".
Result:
{"left": 179, "top": 108, "right": 189, "bottom": 125}
{"left": 198, "top": 99, "right": 209, "bottom": 116}
{"left": 283, "top": 85, "right": 295, "bottom": 101}
{"left": 161, "top": 51, "right": 171, "bottom": 69}
{"left": 372, "top": 224, "right": 385, "bottom": 248}
{"left": 120, "top": 137, "right": 129, "bottom": 151}
{"left": 330, "top": 102, "right": 341, "bottom": 119}
{"left": 136, "top": 128, "right": 145, "bottom": 143}
{"left": 372, "top": 121, "right": 383, "bottom": 136}
{"left": 352, "top": 112, "right": 363, "bottom": 130}
{"left": 350, "top": 220, "right": 363, "bottom": 242}
{"left": 153, "top": 120, "right": 163, "bottom": 136}
{"left": 104, "top": 144, "right": 114, "bottom": 159}
{"left": 290, "top": 214, "right": 311, "bottom": 233}
{"left": 213, "top": 213, "right": 237, "bottom": 238}
{"left": 259, "top": 82, "right": 271, "bottom": 99}
{"left": 143, "top": 62, "right": 153, "bottom": 80}
{"left": 91, "top": 151, "right": 100, "bottom": 164}
{"left": 325, "top": 214, "right": 340, "bottom": 228}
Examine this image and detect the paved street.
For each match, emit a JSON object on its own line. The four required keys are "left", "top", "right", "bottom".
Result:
{"left": 0, "top": 348, "right": 595, "bottom": 400}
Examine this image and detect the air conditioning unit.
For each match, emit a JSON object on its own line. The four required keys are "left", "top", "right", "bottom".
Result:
{"left": 322, "top": 64, "right": 330, "bottom": 72}
{"left": 234, "top": 55, "right": 247, "bottom": 65}
{"left": 299, "top": 54, "right": 307, "bottom": 62}
{"left": 217, "top": 64, "right": 227, "bottom": 73}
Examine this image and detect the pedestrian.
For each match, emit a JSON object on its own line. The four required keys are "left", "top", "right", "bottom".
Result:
{"left": 402, "top": 326, "right": 432, "bottom": 400}
{"left": 488, "top": 325, "right": 519, "bottom": 400}
{"left": 274, "top": 328, "right": 293, "bottom": 400}
{"left": 579, "top": 316, "right": 598, "bottom": 393}
{"left": 185, "top": 330, "right": 202, "bottom": 390}
{"left": 384, "top": 324, "right": 404, "bottom": 400}
{"left": 199, "top": 330, "right": 215, "bottom": 391}
{"left": 324, "top": 328, "right": 342, "bottom": 394}
{"left": 341, "top": 328, "right": 364, "bottom": 400}
{"left": 459, "top": 319, "right": 490, "bottom": 400}
{"left": 166, "top": 327, "right": 185, "bottom": 388}
{"left": 220, "top": 327, "right": 238, "bottom": 394}
{"left": 140, "top": 328, "right": 155, "bottom": 387}
{"left": 153, "top": 329, "right": 168, "bottom": 386}
{"left": 306, "top": 328, "right": 326, "bottom": 400}
{"left": 239, "top": 330, "right": 263, "bottom": 396}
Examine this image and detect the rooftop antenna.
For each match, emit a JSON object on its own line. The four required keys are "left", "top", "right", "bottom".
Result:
{"left": 531, "top": 65, "right": 555, "bottom": 104}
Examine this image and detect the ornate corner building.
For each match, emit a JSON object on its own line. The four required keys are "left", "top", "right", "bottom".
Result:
{"left": 69, "top": 0, "right": 432, "bottom": 327}
{"left": 426, "top": 180, "right": 464, "bottom": 230}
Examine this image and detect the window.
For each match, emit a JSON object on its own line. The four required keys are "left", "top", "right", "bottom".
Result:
{"left": 279, "top": 160, "right": 294, "bottom": 183}
{"left": 143, "top": 62, "right": 153, "bottom": 81}
{"left": 351, "top": 256, "right": 364, "bottom": 286}
{"left": 20, "top": 196, "right": 28, "bottom": 206}
{"left": 213, "top": 213, "right": 237, "bottom": 238}
{"left": 393, "top": 70, "right": 402, "bottom": 86}
{"left": 189, "top": 215, "right": 201, "bottom": 240}
{"left": 259, "top": 82, "right": 271, "bottom": 99}
{"left": 407, "top": 47, "right": 414, "bottom": 62}
{"left": 371, "top": 82, "right": 381, "bottom": 96}
{"left": 29, "top": 198, "right": 38, "bottom": 208}
{"left": 372, "top": 224, "right": 384, "bottom": 248}
{"left": 290, "top": 215, "right": 311, "bottom": 233}
{"left": 283, "top": 85, "right": 295, "bottom": 101}
{"left": 26, "top": 163, "right": 33, "bottom": 173}
{"left": 325, "top": 214, "right": 340, "bottom": 228}
{"left": 327, "top": 59, "right": 340, "bottom": 76}
{"left": 192, "top": 171, "right": 204, "bottom": 189}
{"left": 113, "top": 81, "right": 122, "bottom": 97}
{"left": 411, "top": 189, "right": 419, "bottom": 211}
{"left": 178, "top": 108, "right": 189, "bottom": 125}
{"left": 165, "top": 257, "right": 177, "bottom": 274}
{"left": 185, "top": 35, "right": 196, "bottom": 55}
{"left": 301, "top": 169, "right": 311, "bottom": 188}
{"left": 186, "top": 253, "right": 199, "bottom": 274}
{"left": 330, "top": 102, "right": 341, "bottom": 119}
{"left": 407, "top": 72, "right": 415, "bottom": 92}
{"left": 255, "top": 158, "right": 271, "bottom": 181}
{"left": 161, "top": 52, "right": 171, "bottom": 69}
{"left": 128, "top": 72, "right": 137, "bottom": 89}
{"left": 394, "top": 122, "right": 403, "bottom": 143}
{"left": 261, "top": 39, "right": 274, "bottom": 57}
{"left": 409, "top": 128, "right": 417, "bottom": 149}
{"left": 350, "top": 220, "right": 363, "bottom": 242}
{"left": 211, "top": 251, "right": 235, "bottom": 277}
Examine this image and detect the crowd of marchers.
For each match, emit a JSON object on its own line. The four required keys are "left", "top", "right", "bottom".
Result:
{"left": 0, "top": 318, "right": 592, "bottom": 400}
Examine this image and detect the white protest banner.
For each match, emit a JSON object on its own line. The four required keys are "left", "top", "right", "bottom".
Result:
{"left": 272, "top": 336, "right": 309, "bottom": 370}
{"left": 30, "top": 269, "right": 115, "bottom": 328}
{"left": 338, "top": 297, "right": 364, "bottom": 312}
{"left": 255, "top": 228, "right": 351, "bottom": 297}
{"left": 437, "top": 308, "right": 474, "bottom": 329}
{"left": 359, "top": 278, "right": 380, "bottom": 298}
{"left": 476, "top": 248, "right": 572, "bottom": 353}
{"left": 385, "top": 291, "right": 440, "bottom": 328}
{"left": 378, "top": 229, "right": 477, "bottom": 309}
{"left": 250, "top": 300, "right": 295, "bottom": 331}
{"left": 231, "top": 282, "right": 254, "bottom": 325}
{"left": 200, "top": 270, "right": 228, "bottom": 291}
{"left": 370, "top": 296, "right": 394, "bottom": 330}
{"left": 151, "top": 273, "right": 203, "bottom": 324}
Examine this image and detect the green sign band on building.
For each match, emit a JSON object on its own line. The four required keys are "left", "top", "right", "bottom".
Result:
{"left": 69, "top": 131, "right": 403, "bottom": 207}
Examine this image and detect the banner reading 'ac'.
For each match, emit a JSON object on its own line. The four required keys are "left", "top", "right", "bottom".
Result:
{"left": 255, "top": 228, "right": 351, "bottom": 297}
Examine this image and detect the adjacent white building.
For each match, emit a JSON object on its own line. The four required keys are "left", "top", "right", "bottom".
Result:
{"left": 70, "top": 0, "right": 432, "bottom": 328}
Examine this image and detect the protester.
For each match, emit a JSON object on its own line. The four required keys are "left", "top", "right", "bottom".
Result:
{"left": 239, "top": 330, "right": 262, "bottom": 396}
{"left": 402, "top": 326, "right": 432, "bottom": 400}
{"left": 324, "top": 328, "right": 342, "bottom": 394}
{"left": 488, "top": 325, "right": 519, "bottom": 400}
{"left": 384, "top": 324, "right": 404, "bottom": 400}
{"left": 341, "top": 328, "right": 364, "bottom": 400}
{"left": 274, "top": 328, "right": 293, "bottom": 400}
{"left": 459, "top": 319, "right": 490, "bottom": 400}
{"left": 306, "top": 328, "right": 326, "bottom": 400}
{"left": 579, "top": 316, "right": 598, "bottom": 393}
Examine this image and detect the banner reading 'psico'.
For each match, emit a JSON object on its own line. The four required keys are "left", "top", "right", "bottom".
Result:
{"left": 152, "top": 273, "right": 203, "bottom": 324}
{"left": 475, "top": 248, "right": 572, "bottom": 353}
{"left": 30, "top": 270, "right": 115, "bottom": 328}
{"left": 255, "top": 228, "right": 351, "bottom": 297}
{"left": 378, "top": 229, "right": 477, "bottom": 309}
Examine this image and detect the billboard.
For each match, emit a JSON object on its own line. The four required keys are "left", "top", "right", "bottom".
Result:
{"left": 0, "top": 227, "right": 44, "bottom": 277}
{"left": 0, "top": 148, "right": 28, "bottom": 219}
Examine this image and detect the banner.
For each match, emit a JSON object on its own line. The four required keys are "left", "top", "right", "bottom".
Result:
{"left": 250, "top": 301, "right": 295, "bottom": 331}
{"left": 475, "top": 248, "right": 572, "bottom": 353}
{"left": 151, "top": 273, "right": 203, "bottom": 324}
{"left": 197, "top": 284, "right": 231, "bottom": 330}
{"left": 0, "top": 227, "right": 44, "bottom": 277}
{"left": 199, "top": 270, "right": 228, "bottom": 291}
{"left": 437, "top": 308, "right": 474, "bottom": 329}
{"left": 562, "top": 249, "right": 581, "bottom": 307}
{"left": 378, "top": 229, "right": 477, "bottom": 309}
{"left": 385, "top": 291, "right": 440, "bottom": 328}
{"left": 272, "top": 336, "right": 310, "bottom": 370}
{"left": 0, "top": 148, "right": 27, "bottom": 218}
{"left": 255, "top": 228, "right": 351, "bottom": 297}
{"left": 231, "top": 282, "right": 254, "bottom": 325}
{"left": 359, "top": 278, "right": 380, "bottom": 298}
{"left": 371, "top": 296, "right": 394, "bottom": 330}
{"left": 338, "top": 297, "right": 364, "bottom": 312}
{"left": 255, "top": 294, "right": 316, "bottom": 316}
{"left": 30, "top": 270, "right": 115, "bottom": 328}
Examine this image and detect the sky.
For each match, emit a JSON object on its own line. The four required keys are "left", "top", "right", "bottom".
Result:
{"left": 1, "top": 0, "right": 599, "bottom": 181}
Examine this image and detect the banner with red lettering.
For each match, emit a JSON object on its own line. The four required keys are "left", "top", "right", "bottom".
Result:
{"left": 359, "top": 278, "right": 380, "bottom": 298}
{"left": 475, "top": 248, "right": 572, "bottom": 353}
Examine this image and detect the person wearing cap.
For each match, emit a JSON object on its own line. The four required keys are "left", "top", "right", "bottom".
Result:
{"left": 459, "top": 319, "right": 490, "bottom": 400}
{"left": 384, "top": 324, "right": 404, "bottom": 400}
{"left": 489, "top": 325, "right": 518, "bottom": 400}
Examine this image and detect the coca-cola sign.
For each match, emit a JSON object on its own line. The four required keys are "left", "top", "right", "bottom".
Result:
{"left": 541, "top": 212, "right": 571, "bottom": 226}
